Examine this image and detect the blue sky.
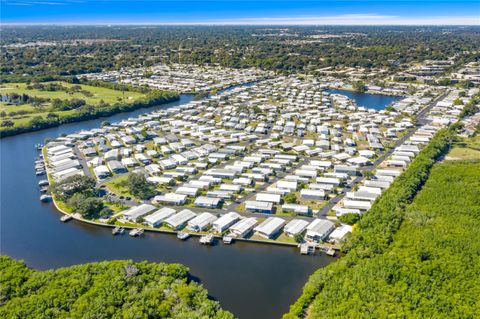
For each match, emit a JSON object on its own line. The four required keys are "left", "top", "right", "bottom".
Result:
{"left": 1, "top": 0, "right": 479, "bottom": 25}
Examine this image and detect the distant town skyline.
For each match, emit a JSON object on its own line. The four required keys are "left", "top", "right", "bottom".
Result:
{"left": 1, "top": 0, "right": 479, "bottom": 25}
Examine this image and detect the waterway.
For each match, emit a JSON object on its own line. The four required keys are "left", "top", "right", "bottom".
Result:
{"left": 327, "top": 89, "right": 402, "bottom": 110}
{"left": 0, "top": 92, "right": 331, "bottom": 319}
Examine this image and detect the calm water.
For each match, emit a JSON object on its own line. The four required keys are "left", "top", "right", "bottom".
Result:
{"left": 0, "top": 93, "right": 331, "bottom": 319}
{"left": 327, "top": 89, "right": 402, "bottom": 110}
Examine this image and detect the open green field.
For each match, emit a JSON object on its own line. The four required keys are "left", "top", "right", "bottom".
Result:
{"left": 446, "top": 135, "right": 480, "bottom": 160}
{"left": 103, "top": 174, "right": 133, "bottom": 198}
{"left": 0, "top": 82, "right": 145, "bottom": 128}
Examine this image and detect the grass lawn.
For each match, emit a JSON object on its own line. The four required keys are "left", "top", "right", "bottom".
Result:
{"left": 0, "top": 82, "right": 146, "bottom": 128}
{"left": 446, "top": 135, "right": 480, "bottom": 160}
{"left": 104, "top": 174, "right": 132, "bottom": 198}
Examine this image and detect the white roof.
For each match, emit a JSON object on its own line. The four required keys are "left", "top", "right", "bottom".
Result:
{"left": 255, "top": 193, "right": 281, "bottom": 203}
{"left": 187, "top": 212, "right": 217, "bottom": 229}
{"left": 230, "top": 217, "right": 258, "bottom": 234}
{"left": 144, "top": 207, "right": 176, "bottom": 225}
{"left": 306, "top": 219, "right": 335, "bottom": 236}
{"left": 213, "top": 212, "right": 241, "bottom": 228}
{"left": 284, "top": 219, "right": 309, "bottom": 235}
{"left": 329, "top": 224, "right": 353, "bottom": 241}
{"left": 164, "top": 209, "right": 196, "bottom": 228}
{"left": 254, "top": 217, "right": 285, "bottom": 236}
{"left": 123, "top": 204, "right": 156, "bottom": 220}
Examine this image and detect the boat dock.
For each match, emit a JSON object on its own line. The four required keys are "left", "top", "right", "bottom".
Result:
{"left": 199, "top": 234, "right": 214, "bottom": 245}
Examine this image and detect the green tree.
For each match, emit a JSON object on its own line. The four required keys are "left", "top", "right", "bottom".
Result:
{"left": 283, "top": 193, "right": 297, "bottom": 204}
{"left": 67, "top": 193, "right": 105, "bottom": 219}
{"left": 338, "top": 213, "right": 361, "bottom": 225}
{"left": 51, "top": 175, "right": 96, "bottom": 200}
{"left": 1, "top": 120, "right": 14, "bottom": 127}
{"left": 353, "top": 81, "right": 366, "bottom": 93}
{"left": 126, "top": 173, "right": 156, "bottom": 200}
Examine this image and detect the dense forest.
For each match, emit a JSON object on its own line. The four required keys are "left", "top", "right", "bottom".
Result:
{"left": 284, "top": 129, "right": 480, "bottom": 318}
{"left": 0, "top": 256, "right": 234, "bottom": 319}
{"left": 1, "top": 26, "right": 479, "bottom": 80}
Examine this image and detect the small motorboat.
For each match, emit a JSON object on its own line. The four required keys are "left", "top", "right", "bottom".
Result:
{"left": 177, "top": 232, "right": 191, "bottom": 240}
{"left": 35, "top": 143, "right": 44, "bottom": 150}
{"left": 40, "top": 194, "right": 52, "bottom": 202}
{"left": 222, "top": 235, "right": 233, "bottom": 245}
{"left": 129, "top": 228, "right": 144, "bottom": 237}
{"left": 60, "top": 215, "right": 73, "bottom": 222}
{"left": 326, "top": 248, "right": 336, "bottom": 256}
{"left": 200, "top": 234, "right": 214, "bottom": 245}
{"left": 38, "top": 180, "right": 49, "bottom": 187}
{"left": 112, "top": 226, "right": 125, "bottom": 235}
{"left": 35, "top": 170, "right": 46, "bottom": 176}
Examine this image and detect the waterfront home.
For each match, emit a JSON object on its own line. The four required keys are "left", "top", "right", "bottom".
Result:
{"left": 212, "top": 212, "right": 241, "bottom": 233}
{"left": 254, "top": 217, "right": 286, "bottom": 239}
{"left": 328, "top": 224, "right": 353, "bottom": 243}
{"left": 305, "top": 219, "right": 335, "bottom": 242}
{"left": 144, "top": 207, "right": 176, "bottom": 227}
{"left": 187, "top": 212, "right": 218, "bottom": 232}
{"left": 164, "top": 209, "right": 197, "bottom": 230}
{"left": 52, "top": 167, "right": 84, "bottom": 181}
{"left": 122, "top": 204, "right": 156, "bottom": 222}
{"left": 284, "top": 219, "right": 309, "bottom": 237}
{"left": 230, "top": 217, "right": 258, "bottom": 238}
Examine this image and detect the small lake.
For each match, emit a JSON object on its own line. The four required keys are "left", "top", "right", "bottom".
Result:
{"left": 0, "top": 88, "right": 332, "bottom": 319}
{"left": 326, "top": 89, "right": 402, "bottom": 110}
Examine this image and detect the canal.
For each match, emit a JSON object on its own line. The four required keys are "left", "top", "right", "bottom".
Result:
{"left": 0, "top": 93, "right": 332, "bottom": 319}
{"left": 327, "top": 89, "right": 402, "bottom": 110}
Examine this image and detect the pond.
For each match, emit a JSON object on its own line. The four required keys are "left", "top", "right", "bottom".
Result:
{"left": 326, "top": 89, "right": 402, "bottom": 110}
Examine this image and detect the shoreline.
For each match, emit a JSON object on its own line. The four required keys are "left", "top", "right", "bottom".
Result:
{"left": 0, "top": 94, "right": 180, "bottom": 139}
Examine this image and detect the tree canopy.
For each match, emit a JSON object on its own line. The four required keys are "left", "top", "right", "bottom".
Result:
{"left": 0, "top": 257, "right": 234, "bottom": 319}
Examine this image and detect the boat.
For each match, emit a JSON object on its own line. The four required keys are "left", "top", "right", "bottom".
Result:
{"left": 177, "top": 232, "right": 191, "bottom": 240}
{"left": 60, "top": 215, "right": 72, "bottom": 222}
{"left": 200, "top": 234, "right": 214, "bottom": 245}
{"left": 222, "top": 235, "right": 233, "bottom": 244}
{"left": 326, "top": 248, "right": 336, "bottom": 257}
{"left": 300, "top": 243, "right": 316, "bottom": 255}
{"left": 112, "top": 226, "right": 125, "bottom": 235}
{"left": 38, "top": 180, "right": 49, "bottom": 187}
{"left": 35, "top": 143, "right": 43, "bottom": 150}
{"left": 39, "top": 194, "right": 52, "bottom": 202}
{"left": 129, "top": 228, "right": 144, "bottom": 237}
{"left": 35, "top": 170, "right": 46, "bottom": 176}
{"left": 40, "top": 186, "right": 49, "bottom": 193}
